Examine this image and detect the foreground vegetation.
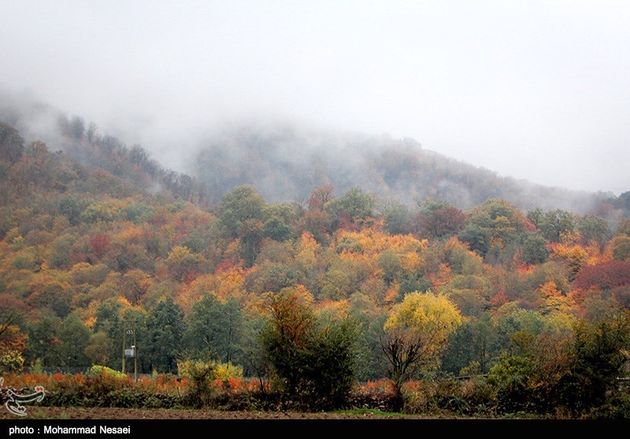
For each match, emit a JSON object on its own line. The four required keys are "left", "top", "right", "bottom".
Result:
{"left": 1, "top": 366, "right": 628, "bottom": 419}
{"left": 1, "top": 120, "right": 629, "bottom": 419}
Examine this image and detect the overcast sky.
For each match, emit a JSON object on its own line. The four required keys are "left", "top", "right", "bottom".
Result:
{"left": 1, "top": 0, "right": 629, "bottom": 194}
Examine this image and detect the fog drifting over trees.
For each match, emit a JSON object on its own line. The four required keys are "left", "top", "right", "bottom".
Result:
{"left": 1, "top": 0, "right": 629, "bottom": 195}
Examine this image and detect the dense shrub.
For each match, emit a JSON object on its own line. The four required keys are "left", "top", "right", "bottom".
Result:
{"left": 87, "top": 365, "right": 128, "bottom": 380}
{"left": 349, "top": 380, "right": 397, "bottom": 411}
{"left": 487, "top": 355, "right": 535, "bottom": 412}
{"left": 262, "top": 289, "right": 359, "bottom": 409}
{"left": 1, "top": 370, "right": 628, "bottom": 417}
{"left": 177, "top": 359, "right": 218, "bottom": 407}
{"left": 177, "top": 359, "right": 245, "bottom": 407}
{"left": 587, "top": 393, "right": 630, "bottom": 419}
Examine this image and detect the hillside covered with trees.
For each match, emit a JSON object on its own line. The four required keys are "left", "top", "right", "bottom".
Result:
{"left": 191, "top": 123, "right": 624, "bottom": 214}
{"left": 3, "top": 90, "right": 629, "bottom": 216}
{"left": 1, "top": 116, "right": 629, "bottom": 417}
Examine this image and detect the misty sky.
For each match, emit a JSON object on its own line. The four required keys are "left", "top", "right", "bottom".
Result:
{"left": 1, "top": 0, "right": 629, "bottom": 194}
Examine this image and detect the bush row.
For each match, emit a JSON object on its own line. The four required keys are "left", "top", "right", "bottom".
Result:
{"left": 2, "top": 373, "right": 628, "bottom": 418}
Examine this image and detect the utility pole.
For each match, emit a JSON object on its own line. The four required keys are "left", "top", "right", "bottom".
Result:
{"left": 121, "top": 328, "right": 126, "bottom": 373}
{"left": 123, "top": 325, "right": 138, "bottom": 380}
{"left": 133, "top": 327, "right": 138, "bottom": 382}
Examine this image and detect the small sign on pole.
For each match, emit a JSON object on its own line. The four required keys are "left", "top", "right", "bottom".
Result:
{"left": 124, "top": 346, "right": 136, "bottom": 358}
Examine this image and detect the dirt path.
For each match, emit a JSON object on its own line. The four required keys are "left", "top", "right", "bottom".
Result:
{"left": 0, "top": 406, "right": 448, "bottom": 420}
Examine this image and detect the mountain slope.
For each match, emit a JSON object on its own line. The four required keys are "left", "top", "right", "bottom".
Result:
{"left": 190, "top": 123, "right": 614, "bottom": 213}
{"left": 1, "top": 107, "right": 629, "bottom": 386}
{"left": 1, "top": 90, "right": 626, "bottom": 216}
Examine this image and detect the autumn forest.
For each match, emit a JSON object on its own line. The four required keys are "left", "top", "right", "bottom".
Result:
{"left": 0, "top": 115, "right": 629, "bottom": 418}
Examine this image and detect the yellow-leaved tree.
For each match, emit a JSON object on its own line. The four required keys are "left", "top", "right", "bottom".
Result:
{"left": 382, "top": 291, "right": 462, "bottom": 406}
